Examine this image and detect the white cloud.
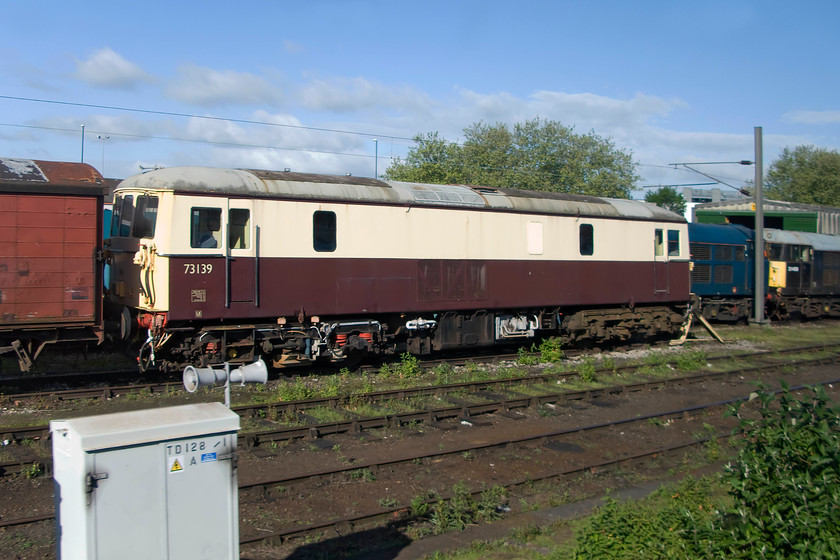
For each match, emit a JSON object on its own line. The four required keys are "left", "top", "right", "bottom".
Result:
{"left": 74, "top": 48, "right": 155, "bottom": 89}
{"left": 166, "top": 64, "right": 285, "bottom": 107}
{"left": 783, "top": 110, "right": 840, "bottom": 124}
{"left": 296, "top": 76, "right": 435, "bottom": 114}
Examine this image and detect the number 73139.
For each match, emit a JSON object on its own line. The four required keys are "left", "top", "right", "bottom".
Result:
{"left": 184, "top": 263, "right": 213, "bottom": 274}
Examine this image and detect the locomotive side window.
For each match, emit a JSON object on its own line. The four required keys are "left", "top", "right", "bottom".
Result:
{"left": 132, "top": 195, "right": 158, "bottom": 238}
{"left": 314, "top": 211, "right": 336, "bottom": 252}
{"left": 190, "top": 207, "right": 222, "bottom": 248}
{"left": 579, "top": 224, "right": 594, "bottom": 256}
{"left": 667, "top": 230, "right": 680, "bottom": 256}
{"left": 228, "top": 208, "right": 250, "bottom": 249}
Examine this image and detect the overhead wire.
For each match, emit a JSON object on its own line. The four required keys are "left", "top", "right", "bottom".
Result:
{"left": 0, "top": 95, "right": 754, "bottom": 191}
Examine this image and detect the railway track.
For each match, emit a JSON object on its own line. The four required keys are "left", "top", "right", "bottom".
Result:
{"left": 3, "top": 376, "right": 837, "bottom": 555}
{"left": 2, "top": 343, "right": 836, "bottom": 450}
{"left": 2, "top": 344, "right": 838, "bottom": 483}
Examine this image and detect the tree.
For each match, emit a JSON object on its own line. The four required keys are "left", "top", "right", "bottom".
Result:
{"left": 765, "top": 145, "right": 840, "bottom": 206}
{"left": 385, "top": 118, "right": 639, "bottom": 198}
{"left": 644, "top": 186, "right": 687, "bottom": 215}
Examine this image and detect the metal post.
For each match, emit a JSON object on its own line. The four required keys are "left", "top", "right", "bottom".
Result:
{"left": 80, "top": 124, "right": 85, "bottom": 163}
{"left": 98, "top": 135, "right": 110, "bottom": 176}
{"left": 753, "top": 126, "right": 765, "bottom": 324}
{"left": 374, "top": 138, "right": 378, "bottom": 179}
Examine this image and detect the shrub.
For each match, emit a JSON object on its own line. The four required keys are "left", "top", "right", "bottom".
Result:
{"left": 715, "top": 383, "right": 840, "bottom": 558}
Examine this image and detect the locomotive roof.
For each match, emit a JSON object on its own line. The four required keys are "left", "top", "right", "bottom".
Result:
{"left": 0, "top": 157, "right": 105, "bottom": 195}
{"left": 116, "top": 166, "right": 685, "bottom": 223}
{"left": 687, "top": 222, "right": 754, "bottom": 243}
{"left": 764, "top": 228, "right": 840, "bottom": 252}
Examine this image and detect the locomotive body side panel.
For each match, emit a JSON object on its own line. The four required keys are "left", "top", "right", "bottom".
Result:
{"left": 154, "top": 193, "right": 689, "bottom": 322}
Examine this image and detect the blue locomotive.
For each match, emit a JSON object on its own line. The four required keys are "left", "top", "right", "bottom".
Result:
{"left": 689, "top": 222, "right": 840, "bottom": 322}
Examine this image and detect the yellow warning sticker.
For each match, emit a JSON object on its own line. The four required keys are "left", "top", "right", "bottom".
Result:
{"left": 168, "top": 455, "right": 184, "bottom": 473}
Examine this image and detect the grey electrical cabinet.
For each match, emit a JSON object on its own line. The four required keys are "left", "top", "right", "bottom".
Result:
{"left": 51, "top": 402, "right": 240, "bottom": 560}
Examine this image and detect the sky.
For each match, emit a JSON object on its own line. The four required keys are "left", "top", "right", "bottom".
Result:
{"left": 2, "top": 0, "right": 839, "bottom": 198}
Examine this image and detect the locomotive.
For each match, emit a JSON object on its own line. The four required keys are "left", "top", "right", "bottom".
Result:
{"left": 107, "top": 166, "right": 689, "bottom": 371}
{"left": 689, "top": 222, "right": 840, "bottom": 322}
{"left": 5, "top": 157, "right": 840, "bottom": 374}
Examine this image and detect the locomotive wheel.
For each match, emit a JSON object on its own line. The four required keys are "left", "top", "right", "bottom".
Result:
{"left": 138, "top": 339, "right": 154, "bottom": 372}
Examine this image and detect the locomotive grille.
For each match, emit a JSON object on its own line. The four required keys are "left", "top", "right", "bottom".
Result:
{"left": 691, "top": 263, "right": 711, "bottom": 283}
{"left": 715, "top": 245, "right": 733, "bottom": 261}
{"left": 690, "top": 243, "right": 711, "bottom": 261}
{"left": 714, "top": 265, "right": 733, "bottom": 284}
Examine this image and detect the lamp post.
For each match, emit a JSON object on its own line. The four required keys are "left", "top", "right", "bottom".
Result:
{"left": 670, "top": 146, "right": 765, "bottom": 324}
{"left": 98, "top": 135, "right": 110, "bottom": 177}
{"left": 373, "top": 138, "right": 378, "bottom": 179}
{"left": 753, "top": 127, "right": 765, "bottom": 324}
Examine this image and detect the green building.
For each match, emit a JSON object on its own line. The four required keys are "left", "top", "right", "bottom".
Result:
{"left": 693, "top": 199, "right": 840, "bottom": 234}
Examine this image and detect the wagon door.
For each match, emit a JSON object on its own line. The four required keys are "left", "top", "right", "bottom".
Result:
{"left": 226, "top": 201, "right": 258, "bottom": 306}
{"left": 653, "top": 228, "right": 669, "bottom": 294}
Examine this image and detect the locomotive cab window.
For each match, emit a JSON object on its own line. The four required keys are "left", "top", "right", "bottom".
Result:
{"left": 654, "top": 229, "right": 664, "bottom": 256}
{"left": 228, "top": 208, "right": 250, "bottom": 249}
{"left": 767, "top": 243, "right": 784, "bottom": 260}
{"left": 790, "top": 245, "right": 810, "bottom": 262}
{"left": 667, "top": 230, "right": 680, "bottom": 256}
{"left": 314, "top": 211, "right": 336, "bottom": 252}
{"left": 111, "top": 195, "right": 135, "bottom": 237}
{"left": 579, "top": 224, "right": 594, "bottom": 256}
{"left": 132, "top": 195, "right": 158, "bottom": 239}
{"left": 190, "top": 207, "right": 222, "bottom": 249}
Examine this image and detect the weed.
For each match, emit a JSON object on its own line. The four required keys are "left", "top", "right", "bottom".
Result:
{"left": 22, "top": 461, "right": 44, "bottom": 479}
{"left": 518, "top": 345, "right": 539, "bottom": 365}
{"left": 675, "top": 349, "right": 708, "bottom": 372}
{"left": 578, "top": 358, "right": 597, "bottom": 383}
{"left": 349, "top": 468, "right": 376, "bottom": 482}
{"left": 378, "top": 497, "right": 399, "bottom": 508}
{"left": 433, "top": 362, "right": 455, "bottom": 384}
{"left": 539, "top": 337, "right": 565, "bottom": 363}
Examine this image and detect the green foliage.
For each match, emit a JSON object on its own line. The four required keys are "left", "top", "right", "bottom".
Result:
{"left": 675, "top": 350, "right": 707, "bottom": 372}
{"left": 539, "top": 337, "right": 565, "bottom": 363}
{"left": 765, "top": 145, "right": 840, "bottom": 206}
{"left": 274, "top": 378, "right": 316, "bottom": 401}
{"left": 385, "top": 118, "right": 639, "bottom": 198}
{"left": 518, "top": 345, "right": 539, "bottom": 365}
{"left": 22, "top": 461, "right": 44, "bottom": 479}
{"left": 571, "top": 477, "right": 719, "bottom": 559}
{"left": 578, "top": 358, "right": 597, "bottom": 383}
{"left": 644, "top": 186, "right": 687, "bottom": 215}
{"left": 378, "top": 352, "right": 421, "bottom": 378}
{"left": 424, "top": 482, "right": 508, "bottom": 534}
{"left": 716, "top": 383, "right": 840, "bottom": 558}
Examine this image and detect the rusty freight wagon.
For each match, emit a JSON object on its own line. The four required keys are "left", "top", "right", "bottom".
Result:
{"left": 0, "top": 158, "right": 106, "bottom": 371}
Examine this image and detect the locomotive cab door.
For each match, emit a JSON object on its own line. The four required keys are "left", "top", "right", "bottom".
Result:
{"left": 226, "top": 200, "right": 258, "bottom": 306}
{"left": 780, "top": 244, "right": 811, "bottom": 298}
{"left": 653, "top": 228, "right": 669, "bottom": 294}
